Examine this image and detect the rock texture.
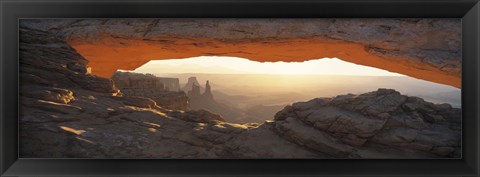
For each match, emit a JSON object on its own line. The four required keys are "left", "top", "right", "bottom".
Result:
{"left": 20, "top": 19, "right": 461, "bottom": 88}
{"left": 19, "top": 28, "right": 119, "bottom": 96}
{"left": 19, "top": 21, "right": 461, "bottom": 159}
{"left": 112, "top": 71, "right": 188, "bottom": 110}
{"left": 113, "top": 71, "right": 181, "bottom": 92}
{"left": 273, "top": 89, "right": 461, "bottom": 158}
{"left": 19, "top": 28, "right": 233, "bottom": 158}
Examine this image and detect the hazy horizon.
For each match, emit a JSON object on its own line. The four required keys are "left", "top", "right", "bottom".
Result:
{"left": 130, "top": 56, "right": 406, "bottom": 76}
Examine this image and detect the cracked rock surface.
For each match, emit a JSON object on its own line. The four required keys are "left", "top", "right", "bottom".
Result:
{"left": 273, "top": 89, "right": 461, "bottom": 158}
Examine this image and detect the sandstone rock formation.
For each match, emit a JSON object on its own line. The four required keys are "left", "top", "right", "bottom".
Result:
{"left": 185, "top": 78, "right": 246, "bottom": 123}
{"left": 187, "top": 82, "right": 202, "bottom": 100}
{"left": 112, "top": 71, "right": 188, "bottom": 110}
{"left": 273, "top": 89, "right": 461, "bottom": 158}
{"left": 113, "top": 71, "right": 181, "bottom": 92}
{"left": 19, "top": 20, "right": 461, "bottom": 159}
{"left": 20, "top": 19, "right": 461, "bottom": 88}
{"left": 187, "top": 79, "right": 214, "bottom": 101}
{"left": 203, "top": 80, "right": 214, "bottom": 100}
{"left": 113, "top": 72, "right": 166, "bottom": 92}
{"left": 183, "top": 77, "right": 202, "bottom": 92}
{"left": 158, "top": 77, "right": 181, "bottom": 92}
{"left": 20, "top": 27, "right": 230, "bottom": 158}
{"left": 20, "top": 28, "right": 119, "bottom": 96}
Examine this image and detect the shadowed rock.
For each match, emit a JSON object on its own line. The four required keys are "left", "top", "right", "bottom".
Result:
{"left": 273, "top": 89, "right": 461, "bottom": 157}
{"left": 112, "top": 71, "right": 188, "bottom": 110}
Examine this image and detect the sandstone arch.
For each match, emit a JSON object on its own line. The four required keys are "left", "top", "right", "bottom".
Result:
{"left": 21, "top": 19, "right": 461, "bottom": 88}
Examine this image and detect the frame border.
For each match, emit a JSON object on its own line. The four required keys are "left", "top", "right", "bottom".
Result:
{"left": 1, "top": 0, "right": 479, "bottom": 176}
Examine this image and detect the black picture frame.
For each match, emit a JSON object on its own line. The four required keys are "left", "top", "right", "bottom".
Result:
{"left": 1, "top": 0, "right": 479, "bottom": 176}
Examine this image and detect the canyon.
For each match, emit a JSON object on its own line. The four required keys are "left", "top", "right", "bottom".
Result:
{"left": 19, "top": 19, "right": 462, "bottom": 158}
{"left": 110, "top": 73, "right": 248, "bottom": 122}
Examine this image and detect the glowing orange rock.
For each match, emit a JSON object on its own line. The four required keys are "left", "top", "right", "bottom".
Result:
{"left": 69, "top": 37, "right": 460, "bottom": 88}
{"left": 22, "top": 18, "right": 459, "bottom": 88}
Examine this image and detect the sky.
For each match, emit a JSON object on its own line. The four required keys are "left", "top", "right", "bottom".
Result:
{"left": 130, "top": 56, "right": 405, "bottom": 76}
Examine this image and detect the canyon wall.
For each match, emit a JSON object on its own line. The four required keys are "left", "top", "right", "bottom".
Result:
{"left": 112, "top": 71, "right": 188, "bottom": 111}
{"left": 20, "top": 19, "right": 461, "bottom": 88}
{"left": 159, "top": 78, "right": 181, "bottom": 92}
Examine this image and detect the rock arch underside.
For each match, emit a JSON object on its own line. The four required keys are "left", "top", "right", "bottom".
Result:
{"left": 21, "top": 18, "right": 461, "bottom": 88}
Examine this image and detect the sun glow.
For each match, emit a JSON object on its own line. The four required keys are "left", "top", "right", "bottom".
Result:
{"left": 131, "top": 56, "right": 405, "bottom": 76}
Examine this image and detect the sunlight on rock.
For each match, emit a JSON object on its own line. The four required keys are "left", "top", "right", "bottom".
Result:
{"left": 59, "top": 126, "right": 86, "bottom": 135}
{"left": 143, "top": 122, "right": 161, "bottom": 128}
{"left": 193, "top": 126, "right": 204, "bottom": 131}
{"left": 212, "top": 124, "right": 227, "bottom": 130}
{"left": 63, "top": 18, "right": 461, "bottom": 88}
{"left": 75, "top": 137, "right": 96, "bottom": 144}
